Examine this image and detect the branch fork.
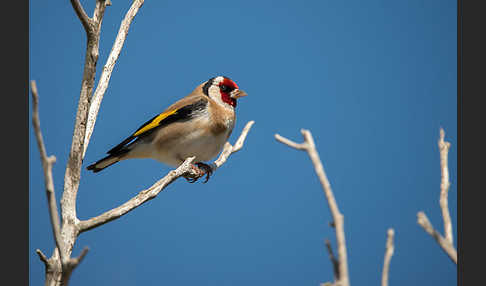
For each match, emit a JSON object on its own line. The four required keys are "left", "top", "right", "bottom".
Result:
{"left": 416, "top": 128, "right": 456, "bottom": 264}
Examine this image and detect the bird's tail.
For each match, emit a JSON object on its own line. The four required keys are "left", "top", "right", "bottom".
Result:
{"left": 86, "top": 154, "right": 121, "bottom": 173}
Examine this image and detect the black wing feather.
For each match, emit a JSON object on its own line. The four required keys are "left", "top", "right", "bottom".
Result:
{"left": 107, "top": 99, "right": 208, "bottom": 156}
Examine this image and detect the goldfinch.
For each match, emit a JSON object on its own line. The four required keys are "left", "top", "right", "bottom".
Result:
{"left": 86, "top": 76, "right": 247, "bottom": 183}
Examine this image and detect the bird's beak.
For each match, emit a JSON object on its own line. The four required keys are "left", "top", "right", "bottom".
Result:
{"left": 231, "top": 89, "right": 248, "bottom": 99}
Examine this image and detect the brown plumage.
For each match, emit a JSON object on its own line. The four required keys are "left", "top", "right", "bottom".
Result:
{"left": 86, "top": 76, "right": 247, "bottom": 183}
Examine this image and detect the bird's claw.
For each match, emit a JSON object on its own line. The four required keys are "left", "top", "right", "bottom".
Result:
{"left": 183, "top": 162, "right": 213, "bottom": 183}
{"left": 196, "top": 162, "right": 213, "bottom": 183}
{"left": 184, "top": 176, "right": 198, "bottom": 183}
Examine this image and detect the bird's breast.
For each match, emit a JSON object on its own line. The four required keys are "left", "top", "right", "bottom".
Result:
{"left": 208, "top": 101, "right": 236, "bottom": 136}
{"left": 150, "top": 109, "right": 234, "bottom": 166}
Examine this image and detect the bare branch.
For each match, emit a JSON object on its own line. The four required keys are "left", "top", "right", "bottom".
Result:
{"left": 381, "top": 228, "right": 395, "bottom": 286}
{"left": 68, "top": 247, "right": 90, "bottom": 268}
{"left": 211, "top": 121, "right": 255, "bottom": 169}
{"left": 78, "top": 157, "right": 195, "bottom": 232}
{"left": 36, "top": 249, "right": 49, "bottom": 265}
{"left": 438, "top": 128, "right": 453, "bottom": 244}
{"left": 34, "top": 1, "right": 140, "bottom": 285}
{"left": 232, "top": 120, "right": 255, "bottom": 152}
{"left": 275, "top": 129, "right": 350, "bottom": 286}
{"left": 79, "top": 121, "right": 254, "bottom": 233}
{"left": 274, "top": 134, "right": 308, "bottom": 150}
{"left": 83, "top": 0, "right": 145, "bottom": 158}
{"left": 61, "top": 0, "right": 109, "bottom": 240}
{"left": 70, "top": 0, "right": 92, "bottom": 33}
{"left": 30, "top": 80, "right": 67, "bottom": 265}
{"left": 417, "top": 212, "right": 457, "bottom": 263}
{"left": 324, "top": 239, "right": 340, "bottom": 282}
{"left": 416, "top": 128, "right": 456, "bottom": 264}
{"left": 92, "top": 0, "right": 109, "bottom": 29}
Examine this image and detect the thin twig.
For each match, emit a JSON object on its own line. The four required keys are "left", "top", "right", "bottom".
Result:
{"left": 438, "top": 128, "right": 453, "bottom": 244}
{"left": 381, "top": 228, "right": 395, "bottom": 286}
{"left": 31, "top": 80, "right": 66, "bottom": 265}
{"left": 274, "top": 134, "right": 308, "bottom": 150}
{"left": 417, "top": 212, "right": 457, "bottom": 263}
{"left": 36, "top": 249, "right": 49, "bottom": 265}
{"left": 83, "top": 0, "right": 145, "bottom": 158}
{"left": 69, "top": 0, "right": 92, "bottom": 33}
{"left": 68, "top": 247, "right": 90, "bottom": 268}
{"left": 275, "top": 129, "right": 350, "bottom": 286}
{"left": 78, "top": 121, "right": 254, "bottom": 233}
{"left": 211, "top": 121, "right": 255, "bottom": 169}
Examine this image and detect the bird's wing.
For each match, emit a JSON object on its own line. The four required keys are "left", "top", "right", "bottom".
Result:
{"left": 107, "top": 95, "right": 208, "bottom": 155}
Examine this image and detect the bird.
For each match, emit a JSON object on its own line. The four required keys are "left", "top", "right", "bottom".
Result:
{"left": 86, "top": 76, "right": 247, "bottom": 183}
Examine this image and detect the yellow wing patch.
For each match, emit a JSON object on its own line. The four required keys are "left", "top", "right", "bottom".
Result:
{"left": 133, "top": 109, "right": 178, "bottom": 136}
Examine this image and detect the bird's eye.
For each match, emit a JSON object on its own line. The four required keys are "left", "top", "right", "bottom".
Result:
{"left": 220, "top": 85, "right": 230, "bottom": 92}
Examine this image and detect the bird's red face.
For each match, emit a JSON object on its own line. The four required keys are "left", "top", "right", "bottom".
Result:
{"left": 219, "top": 78, "right": 239, "bottom": 107}
{"left": 218, "top": 77, "right": 247, "bottom": 108}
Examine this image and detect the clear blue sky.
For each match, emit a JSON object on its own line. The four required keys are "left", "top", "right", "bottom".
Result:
{"left": 29, "top": 1, "right": 457, "bottom": 285}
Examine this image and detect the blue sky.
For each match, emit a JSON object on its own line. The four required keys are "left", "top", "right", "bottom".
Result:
{"left": 29, "top": 1, "right": 457, "bottom": 285}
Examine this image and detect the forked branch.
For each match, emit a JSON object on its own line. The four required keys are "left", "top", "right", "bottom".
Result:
{"left": 70, "top": 0, "right": 92, "bottom": 33}
{"left": 417, "top": 128, "right": 457, "bottom": 264}
{"left": 275, "top": 130, "right": 350, "bottom": 286}
{"left": 417, "top": 212, "right": 457, "bottom": 263}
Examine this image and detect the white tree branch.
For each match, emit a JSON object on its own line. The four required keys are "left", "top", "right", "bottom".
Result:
{"left": 78, "top": 157, "right": 195, "bottom": 232}
{"left": 211, "top": 121, "right": 255, "bottom": 170}
{"left": 67, "top": 247, "right": 90, "bottom": 268}
{"left": 275, "top": 129, "right": 350, "bottom": 286}
{"left": 36, "top": 249, "right": 49, "bottom": 265}
{"left": 417, "top": 212, "right": 457, "bottom": 263}
{"left": 381, "top": 228, "right": 395, "bottom": 286}
{"left": 61, "top": 0, "right": 109, "bottom": 237}
{"left": 416, "top": 128, "right": 457, "bottom": 264}
{"left": 274, "top": 134, "right": 308, "bottom": 150}
{"left": 438, "top": 128, "right": 453, "bottom": 244}
{"left": 83, "top": 0, "right": 145, "bottom": 158}
{"left": 30, "top": 80, "right": 67, "bottom": 265}
{"left": 78, "top": 121, "right": 255, "bottom": 233}
{"left": 32, "top": 2, "right": 126, "bottom": 285}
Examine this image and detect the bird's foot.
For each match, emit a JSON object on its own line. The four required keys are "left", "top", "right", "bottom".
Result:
{"left": 196, "top": 162, "right": 213, "bottom": 183}
{"left": 183, "top": 162, "right": 213, "bottom": 183}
